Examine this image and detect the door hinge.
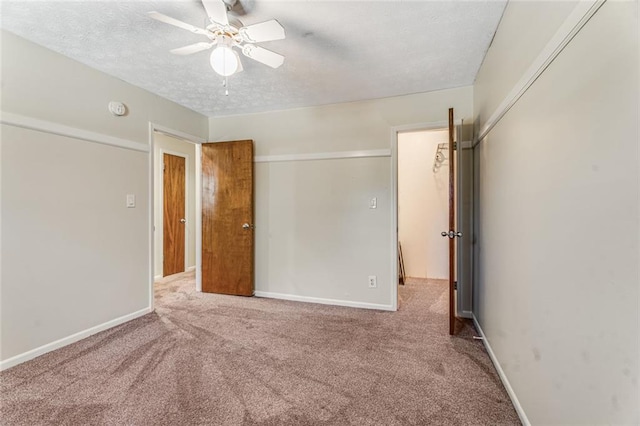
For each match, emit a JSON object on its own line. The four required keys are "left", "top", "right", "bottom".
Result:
{"left": 454, "top": 281, "right": 458, "bottom": 290}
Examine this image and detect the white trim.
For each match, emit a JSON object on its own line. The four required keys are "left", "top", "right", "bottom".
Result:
{"left": 254, "top": 291, "right": 394, "bottom": 312}
{"left": 390, "top": 131, "right": 400, "bottom": 311}
{"left": 1, "top": 112, "right": 149, "bottom": 152}
{"left": 186, "top": 265, "right": 196, "bottom": 272}
{"left": 149, "top": 123, "right": 205, "bottom": 307}
{"left": 254, "top": 149, "right": 391, "bottom": 163}
{"left": 158, "top": 148, "right": 191, "bottom": 273}
{"left": 473, "top": 315, "right": 531, "bottom": 426}
{"left": 475, "top": 0, "right": 605, "bottom": 145}
{"left": 152, "top": 124, "right": 206, "bottom": 144}
{"left": 149, "top": 123, "right": 205, "bottom": 146}
{"left": 0, "top": 307, "right": 152, "bottom": 371}
{"left": 393, "top": 120, "right": 463, "bottom": 134}
{"left": 148, "top": 124, "right": 156, "bottom": 312}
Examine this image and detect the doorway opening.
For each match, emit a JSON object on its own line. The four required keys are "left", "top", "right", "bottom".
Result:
{"left": 152, "top": 130, "right": 201, "bottom": 296}
{"left": 398, "top": 128, "right": 450, "bottom": 284}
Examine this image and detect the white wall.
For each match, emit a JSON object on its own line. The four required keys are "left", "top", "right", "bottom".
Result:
{"left": 473, "top": 1, "right": 639, "bottom": 424}
{"left": 211, "top": 88, "right": 473, "bottom": 155}
{"left": 0, "top": 32, "right": 207, "bottom": 144}
{"left": 255, "top": 157, "right": 391, "bottom": 307}
{"left": 398, "top": 130, "right": 449, "bottom": 279}
{"left": 210, "top": 88, "right": 473, "bottom": 309}
{"left": 0, "top": 31, "right": 207, "bottom": 366}
{"left": 1, "top": 125, "right": 148, "bottom": 360}
{"left": 153, "top": 133, "right": 196, "bottom": 279}
{"left": 473, "top": 0, "right": 579, "bottom": 136}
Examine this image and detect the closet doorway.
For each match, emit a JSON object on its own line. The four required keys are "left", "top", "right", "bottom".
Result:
{"left": 153, "top": 132, "right": 197, "bottom": 280}
{"left": 398, "top": 129, "right": 450, "bottom": 282}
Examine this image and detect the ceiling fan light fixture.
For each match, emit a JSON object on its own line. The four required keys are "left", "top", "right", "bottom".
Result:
{"left": 150, "top": 0, "right": 286, "bottom": 77}
{"left": 210, "top": 44, "right": 238, "bottom": 76}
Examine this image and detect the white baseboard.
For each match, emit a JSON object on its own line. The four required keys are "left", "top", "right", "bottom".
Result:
{"left": 254, "top": 291, "right": 394, "bottom": 311}
{"left": 186, "top": 265, "right": 196, "bottom": 272}
{"left": 473, "top": 315, "right": 531, "bottom": 426}
{"left": 0, "top": 306, "right": 153, "bottom": 371}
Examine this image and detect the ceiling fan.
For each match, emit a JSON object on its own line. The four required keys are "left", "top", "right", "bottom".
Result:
{"left": 148, "top": 0, "right": 285, "bottom": 78}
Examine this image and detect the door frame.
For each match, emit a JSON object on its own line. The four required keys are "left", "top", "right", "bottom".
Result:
{"left": 390, "top": 120, "right": 462, "bottom": 312}
{"left": 148, "top": 123, "right": 205, "bottom": 311}
{"left": 159, "top": 149, "right": 189, "bottom": 276}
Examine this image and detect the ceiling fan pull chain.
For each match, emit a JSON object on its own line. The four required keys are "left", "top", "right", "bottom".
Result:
{"left": 223, "top": 76, "right": 229, "bottom": 96}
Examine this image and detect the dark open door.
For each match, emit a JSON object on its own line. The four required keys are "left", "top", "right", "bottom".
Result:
{"left": 201, "top": 140, "right": 254, "bottom": 296}
{"left": 163, "top": 153, "right": 186, "bottom": 277}
{"left": 443, "top": 108, "right": 464, "bottom": 335}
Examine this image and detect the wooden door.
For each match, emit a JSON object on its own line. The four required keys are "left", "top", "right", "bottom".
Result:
{"left": 163, "top": 153, "right": 186, "bottom": 277}
{"left": 446, "top": 108, "right": 459, "bottom": 335}
{"left": 201, "top": 140, "right": 254, "bottom": 296}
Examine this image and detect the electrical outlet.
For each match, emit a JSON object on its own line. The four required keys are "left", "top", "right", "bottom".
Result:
{"left": 368, "top": 275, "right": 377, "bottom": 288}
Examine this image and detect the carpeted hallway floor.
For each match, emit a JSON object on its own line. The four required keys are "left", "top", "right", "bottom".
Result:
{"left": 1, "top": 273, "right": 520, "bottom": 425}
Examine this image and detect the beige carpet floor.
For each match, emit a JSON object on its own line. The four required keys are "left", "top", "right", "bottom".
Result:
{"left": 1, "top": 272, "right": 520, "bottom": 425}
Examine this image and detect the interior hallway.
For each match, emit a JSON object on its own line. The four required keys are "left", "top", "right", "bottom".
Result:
{"left": 1, "top": 274, "right": 519, "bottom": 425}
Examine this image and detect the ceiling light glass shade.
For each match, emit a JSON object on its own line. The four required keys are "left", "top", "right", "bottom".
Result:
{"left": 210, "top": 45, "right": 239, "bottom": 77}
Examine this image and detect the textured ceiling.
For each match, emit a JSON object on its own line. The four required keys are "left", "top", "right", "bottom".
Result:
{"left": 0, "top": 1, "right": 506, "bottom": 117}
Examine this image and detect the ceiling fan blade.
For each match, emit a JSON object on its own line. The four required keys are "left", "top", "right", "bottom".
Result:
{"left": 240, "top": 20, "right": 285, "bottom": 43}
{"left": 242, "top": 45, "right": 284, "bottom": 69}
{"left": 148, "top": 11, "right": 208, "bottom": 36}
{"left": 202, "top": 0, "right": 228, "bottom": 26}
{"left": 170, "top": 42, "right": 214, "bottom": 55}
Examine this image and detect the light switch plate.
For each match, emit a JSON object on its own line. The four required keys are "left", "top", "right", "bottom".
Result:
{"left": 369, "top": 197, "right": 377, "bottom": 209}
{"left": 126, "top": 194, "right": 135, "bottom": 208}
